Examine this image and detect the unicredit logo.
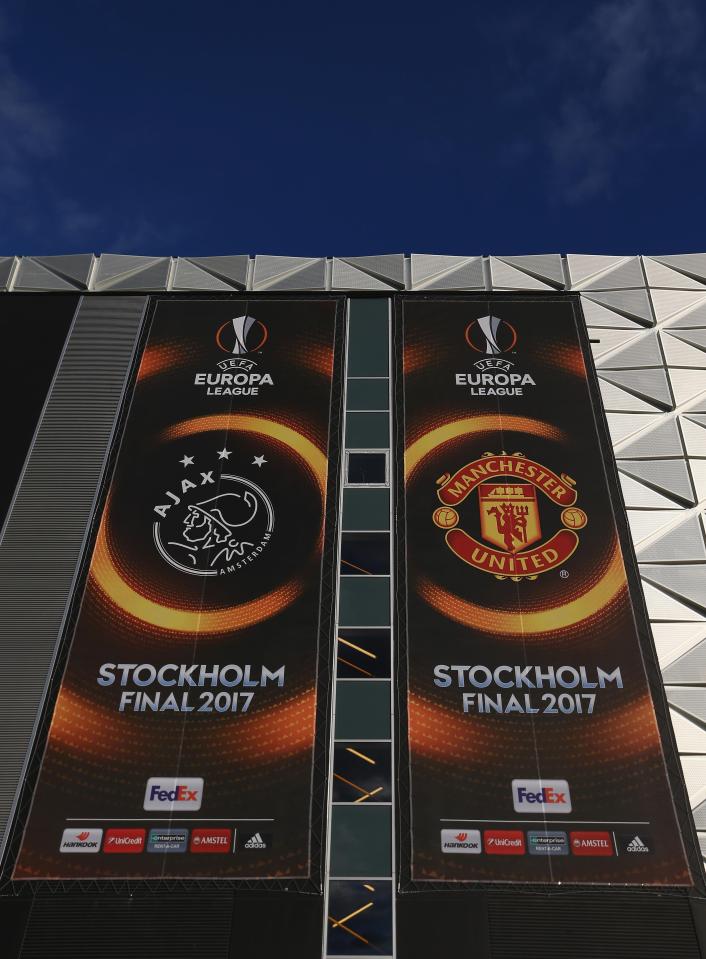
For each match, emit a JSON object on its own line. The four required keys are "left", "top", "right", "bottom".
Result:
{"left": 512, "top": 778, "right": 571, "bottom": 813}
{"left": 484, "top": 830, "right": 526, "bottom": 855}
{"left": 143, "top": 777, "right": 203, "bottom": 811}
{"left": 104, "top": 828, "right": 146, "bottom": 854}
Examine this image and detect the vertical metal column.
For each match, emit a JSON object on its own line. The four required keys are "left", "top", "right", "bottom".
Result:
{"left": 324, "top": 298, "right": 395, "bottom": 958}
{"left": 0, "top": 295, "right": 147, "bottom": 861}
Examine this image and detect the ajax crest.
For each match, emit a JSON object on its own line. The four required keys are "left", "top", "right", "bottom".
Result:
{"left": 432, "top": 452, "right": 587, "bottom": 580}
{"left": 153, "top": 451, "right": 274, "bottom": 576}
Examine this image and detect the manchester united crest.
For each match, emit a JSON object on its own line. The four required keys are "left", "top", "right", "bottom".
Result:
{"left": 432, "top": 452, "right": 587, "bottom": 580}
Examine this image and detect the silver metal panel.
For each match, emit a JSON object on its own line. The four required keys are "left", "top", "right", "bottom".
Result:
{"left": 641, "top": 565, "right": 706, "bottom": 613}
{"left": 652, "top": 254, "right": 706, "bottom": 284}
{"left": 637, "top": 514, "right": 706, "bottom": 563}
{"left": 331, "top": 258, "right": 395, "bottom": 290}
{"left": 92, "top": 254, "right": 170, "bottom": 291}
{"left": 14, "top": 258, "right": 79, "bottom": 292}
{"left": 567, "top": 254, "right": 644, "bottom": 290}
{"left": 33, "top": 254, "right": 94, "bottom": 288}
{"left": 0, "top": 257, "right": 16, "bottom": 290}
{"left": 338, "top": 254, "right": 405, "bottom": 289}
{"left": 252, "top": 255, "right": 326, "bottom": 291}
{"left": 495, "top": 253, "right": 564, "bottom": 288}
{"left": 650, "top": 289, "right": 706, "bottom": 326}
{"left": 582, "top": 289, "right": 654, "bottom": 325}
{"left": 182, "top": 255, "right": 248, "bottom": 289}
{"left": 172, "top": 258, "right": 236, "bottom": 291}
{"left": 409, "top": 254, "right": 484, "bottom": 290}
{"left": 0, "top": 295, "right": 146, "bottom": 860}
{"left": 488, "top": 257, "right": 554, "bottom": 290}
{"left": 599, "top": 368, "right": 673, "bottom": 410}
{"left": 643, "top": 257, "right": 706, "bottom": 290}
{"left": 619, "top": 459, "right": 695, "bottom": 506}
{"left": 581, "top": 296, "right": 644, "bottom": 328}
{"left": 595, "top": 330, "right": 662, "bottom": 369}
{"left": 614, "top": 417, "right": 685, "bottom": 459}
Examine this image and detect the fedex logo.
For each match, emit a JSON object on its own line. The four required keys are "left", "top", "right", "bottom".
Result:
{"left": 143, "top": 777, "right": 203, "bottom": 811}
{"left": 512, "top": 779, "right": 571, "bottom": 814}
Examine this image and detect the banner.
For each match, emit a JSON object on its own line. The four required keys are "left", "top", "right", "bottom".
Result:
{"left": 397, "top": 297, "right": 694, "bottom": 887}
{"left": 15, "top": 297, "right": 342, "bottom": 881}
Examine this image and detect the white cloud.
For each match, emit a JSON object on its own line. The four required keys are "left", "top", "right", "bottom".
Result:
{"left": 524, "top": 0, "right": 706, "bottom": 202}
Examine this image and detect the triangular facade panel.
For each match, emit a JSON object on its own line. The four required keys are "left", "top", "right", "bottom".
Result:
{"left": 172, "top": 259, "right": 235, "bottom": 291}
{"left": 595, "top": 330, "right": 662, "bottom": 369}
{"left": 14, "top": 258, "right": 79, "bottom": 291}
{"left": 495, "top": 254, "right": 564, "bottom": 288}
{"left": 614, "top": 416, "right": 684, "bottom": 459}
{"left": 618, "top": 459, "right": 695, "bottom": 506}
{"left": 410, "top": 254, "right": 484, "bottom": 290}
{"left": 581, "top": 297, "right": 644, "bottom": 329}
{"left": 186, "top": 255, "right": 249, "bottom": 288}
{"left": 339, "top": 254, "right": 405, "bottom": 288}
{"left": 582, "top": 289, "right": 653, "bottom": 325}
{"left": 643, "top": 256, "right": 706, "bottom": 289}
{"left": 599, "top": 368, "right": 673, "bottom": 411}
{"left": 33, "top": 254, "right": 94, "bottom": 287}
{"left": 637, "top": 514, "right": 706, "bottom": 562}
{"left": 332, "top": 258, "right": 395, "bottom": 290}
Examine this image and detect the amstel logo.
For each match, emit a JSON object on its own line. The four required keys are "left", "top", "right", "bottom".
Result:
{"left": 432, "top": 452, "right": 587, "bottom": 580}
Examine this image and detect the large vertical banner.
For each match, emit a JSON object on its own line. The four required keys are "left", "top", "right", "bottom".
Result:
{"left": 15, "top": 297, "right": 341, "bottom": 881}
{"left": 397, "top": 296, "right": 694, "bottom": 887}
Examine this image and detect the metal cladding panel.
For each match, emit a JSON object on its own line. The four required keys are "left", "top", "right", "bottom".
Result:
{"left": 0, "top": 295, "right": 146, "bottom": 860}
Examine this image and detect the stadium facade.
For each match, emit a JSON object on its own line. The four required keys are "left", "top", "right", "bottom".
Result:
{"left": 0, "top": 252, "right": 705, "bottom": 957}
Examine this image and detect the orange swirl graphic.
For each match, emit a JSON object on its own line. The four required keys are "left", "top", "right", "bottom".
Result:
{"left": 49, "top": 685, "right": 316, "bottom": 764}
{"left": 418, "top": 543, "right": 626, "bottom": 636}
{"left": 405, "top": 414, "right": 565, "bottom": 480}
{"left": 137, "top": 343, "right": 191, "bottom": 381}
{"left": 91, "top": 523, "right": 304, "bottom": 634}
{"left": 90, "top": 413, "right": 327, "bottom": 634}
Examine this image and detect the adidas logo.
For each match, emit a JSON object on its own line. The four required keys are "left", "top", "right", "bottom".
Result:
{"left": 244, "top": 832, "right": 267, "bottom": 849}
{"left": 626, "top": 835, "right": 649, "bottom": 853}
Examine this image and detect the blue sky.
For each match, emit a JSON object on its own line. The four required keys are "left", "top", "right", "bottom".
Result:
{"left": 1, "top": 0, "right": 705, "bottom": 256}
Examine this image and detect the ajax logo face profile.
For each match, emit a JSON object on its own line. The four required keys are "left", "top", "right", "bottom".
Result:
{"left": 154, "top": 469, "right": 274, "bottom": 577}
{"left": 512, "top": 779, "right": 572, "bottom": 813}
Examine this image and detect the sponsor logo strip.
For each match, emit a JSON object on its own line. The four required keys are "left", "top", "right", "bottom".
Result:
{"left": 147, "top": 828, "right": 189, "bottom": 853}
{"left": 189, "top": 828, "right": 232, "bottom": 853}
{"left": 569, "top": 831, "right": 613, "bottom": 856}
{"left": 512, "top": 779, "right": 572, "bottom": 814}
{"left": 103, "top": 828, "right": 145, "bottom": 854}
{"left": 440, "top": 829, "right": 482, "bottom": 854}
{"left": 60, "top": 828, "right": 103, "bottom": 853}
{"left": 484, "top": 830, "right": 526, "bottom": 855}
{"left": 527, "top": 830, "right": 569, "bottom": 856}
{"left": 143, "top": 777, "right": 203, "bottom": 811}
